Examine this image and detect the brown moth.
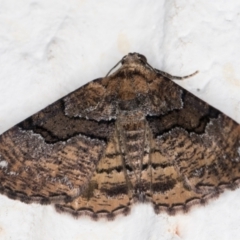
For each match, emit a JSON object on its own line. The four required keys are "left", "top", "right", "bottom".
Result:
{"left": 0, "top": 52, "right": 240, "bottom": 220}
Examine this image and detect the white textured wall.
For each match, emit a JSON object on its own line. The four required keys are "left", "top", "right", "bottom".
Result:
{"left": 0, "top": 1, "right": 240, "bottom": 239}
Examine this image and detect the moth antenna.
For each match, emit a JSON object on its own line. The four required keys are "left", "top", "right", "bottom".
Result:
{"left": 145, "top": 62, "right": 157, "bottom": 74}
{"left": 157, "top": 70, "right": 199, "bottom": 80}
{"left": 106, "top": 59, "right": 123, "bottom": 77}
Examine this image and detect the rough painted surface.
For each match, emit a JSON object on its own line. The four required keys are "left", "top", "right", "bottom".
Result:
{"left": 1, "top": 1, "right": 240, "bottom": 240}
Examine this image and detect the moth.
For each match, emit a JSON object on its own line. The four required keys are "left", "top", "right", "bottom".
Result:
{"left": 0, "top": 52, "right": 239, "bottom": 220}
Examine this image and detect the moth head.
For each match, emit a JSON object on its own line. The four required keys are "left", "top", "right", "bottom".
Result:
{"left": 121, "top": 52, "right": 147, "bottom": 65}
{"left": 105, "top": 52, "right": 149, "bottom": 77}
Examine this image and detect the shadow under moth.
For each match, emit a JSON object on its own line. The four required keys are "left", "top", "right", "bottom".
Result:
{"left": 0, "top": 52, "right": 239, "bottom": 220}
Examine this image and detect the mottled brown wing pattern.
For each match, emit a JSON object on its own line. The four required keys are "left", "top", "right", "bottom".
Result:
{"left": 56, "top": 130, "right": 133, "bottom": 219}
{"left": 148, "top": 90, "right": 240, "bottom": 214}
{"left": 0, "top": 81, "right": 115, "bottom": 203}
{"left": 0, "top": 52, "right": 240, "bottom": 219}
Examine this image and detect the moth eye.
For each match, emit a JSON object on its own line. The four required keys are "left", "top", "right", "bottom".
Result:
{"left": 137, "top": 54, "right": 147, "bottom": 63}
